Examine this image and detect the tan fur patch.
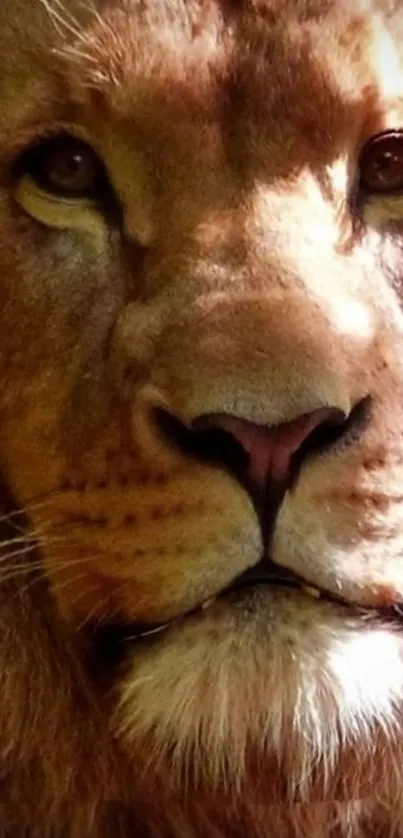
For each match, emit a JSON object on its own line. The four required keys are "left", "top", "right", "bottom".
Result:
{"left": 1, "top": 1, "right": 403, "bottom": 836}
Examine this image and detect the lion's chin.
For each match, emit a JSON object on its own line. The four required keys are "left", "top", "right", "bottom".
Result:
{"left": 108, "top": 585, "right": 403, "bottom": 809}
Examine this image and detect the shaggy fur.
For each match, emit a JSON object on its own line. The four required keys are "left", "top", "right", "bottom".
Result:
{"left": 1, "top": 0, "right": 403, "bottom": 835}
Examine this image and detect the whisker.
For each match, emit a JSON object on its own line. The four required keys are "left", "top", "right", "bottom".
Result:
{"left": 53, "top": 45, "right": 99, "bottom": 63}
{"left": 3, "top": 551, "right": 106, "bottom": 601}
{"left": 77, "top": 0, "right": 103, "bottom": 27}
{"left": 49, "top": 572, "right": 89, "bottom": 596}
{"left": 0, "top": 564, "right": 49, "bottom": 588}
{"left": 75, "top": 590, "right": 112, "bottom": 632}
{"left": 0, "top": 532, "right": 71, "bottom": 557}
{"left": 38, "top": 0, "right": 84, "bottom": 40}
{"left": 0, "top": 548, "right": 102, "bottom": 586}
{"left": 0, "top": 495, "right": 62, "bottom": 528}
{"left": 0, "top": 535, "right": 37, "bottom": 549}
{"left": 0, "top": 543, "right": 42, "bottom": 562}
{"left": 6, "top": 568, "right": 53, "bottom": 602}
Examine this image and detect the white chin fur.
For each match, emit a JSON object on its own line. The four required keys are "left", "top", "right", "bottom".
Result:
{"left": 117, "top": 591, "right": 403, "bottom": 796}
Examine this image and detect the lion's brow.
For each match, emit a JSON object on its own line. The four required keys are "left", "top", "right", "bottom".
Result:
{"left": 37, "top": 0, "right": 391, "bottom": 192}
{"left": 48, "top": 0, "right": 226, "bottom": 96}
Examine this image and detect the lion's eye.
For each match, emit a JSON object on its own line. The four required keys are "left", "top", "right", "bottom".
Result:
{"left": 17, "top": 136, "right": 106, "bottom": 200}
{"left": 359, "top": 130, "right": 403, "bottom": 194}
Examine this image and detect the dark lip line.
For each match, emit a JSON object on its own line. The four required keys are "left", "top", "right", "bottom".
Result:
{"left": 104, "top": 569, "right": 403, "bottom": 645}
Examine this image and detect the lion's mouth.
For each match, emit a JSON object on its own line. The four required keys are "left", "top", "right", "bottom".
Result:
{"left": 100, "top": 396, "right": 402, "bottom": 644}
{"left": 89, "top": 396, "right": 402, "bottom": 646}
{"left": 103, "top": 559, "right": 403, "bottom": 647}
{"left": 120, "top": 564, "right": 339, "bottom": 641}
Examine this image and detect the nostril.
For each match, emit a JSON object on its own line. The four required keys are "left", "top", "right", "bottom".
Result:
{"left": 154, "top": 409, "right": 250, "bottom": 482}
{"left": 155, "top": 405, "right": 349, "bottom": 496}
{"left": 288, "top": 399, "right": 370, "bottom": 489}
{"left": 193, "top": 406, "right": 347, "bottom": 493}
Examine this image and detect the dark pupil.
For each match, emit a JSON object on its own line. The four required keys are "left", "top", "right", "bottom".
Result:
{"left": 369, "top": 141, "right": 403, "bottom": 188}
{"left": 45, "top": 148, "right": 96, "bottom": 194}
{"left": 376, "top": 151, "right": 399, "bottom": 174}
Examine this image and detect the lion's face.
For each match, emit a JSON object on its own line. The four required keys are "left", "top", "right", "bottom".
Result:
{"left": 2, "top": 0, "right": 403, "bottom": 822}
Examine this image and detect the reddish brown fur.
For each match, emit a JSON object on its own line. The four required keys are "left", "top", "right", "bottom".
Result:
{"left": 1, "top": 1, "right": 403, "bottom": 836}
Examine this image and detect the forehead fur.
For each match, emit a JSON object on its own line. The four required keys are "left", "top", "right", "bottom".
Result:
{"left": 28, "top": 0, "right": 399, "bottom": 175}
{"left": 0, "top": 0, "right": 401, "bottom": 179}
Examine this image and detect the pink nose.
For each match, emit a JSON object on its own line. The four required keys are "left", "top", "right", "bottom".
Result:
{"left": 197, "top": 407, "right": 345, "bottom": 493}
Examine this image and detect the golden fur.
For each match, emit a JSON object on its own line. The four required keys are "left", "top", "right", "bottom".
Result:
{"left": 1, "top": 0, "right": 403, "bottom": 834}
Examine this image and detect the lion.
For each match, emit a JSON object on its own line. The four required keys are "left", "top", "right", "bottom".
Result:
{"left": 1, "top": 0, "right": 403, "bottom": 834}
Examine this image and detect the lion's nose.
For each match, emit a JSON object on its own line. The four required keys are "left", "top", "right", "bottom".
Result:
{"left": 157, "top": 404, "right": 347, "bottom": 496}
{"left": 196, "top": 407, "right": 346, "bottom": 493}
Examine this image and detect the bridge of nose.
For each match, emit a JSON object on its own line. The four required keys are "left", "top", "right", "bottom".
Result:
{"left": 142, "top": 289, "right": 355, "bottom": 427}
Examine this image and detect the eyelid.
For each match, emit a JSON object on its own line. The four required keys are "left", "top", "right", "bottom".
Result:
{"left": 11, "top": 129, "right": 123, "bottom": 230}
{"left": 7, "top": 123, "right": 97, "bottom": 169}
{"left": 14, "top": 174, "right": 109, "bottom": 240}
{"left": 14, "top": 133, "right": 100, "bottom": 177}
{"left": 16, "top": 174, "right": 99, "bottom": 207}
